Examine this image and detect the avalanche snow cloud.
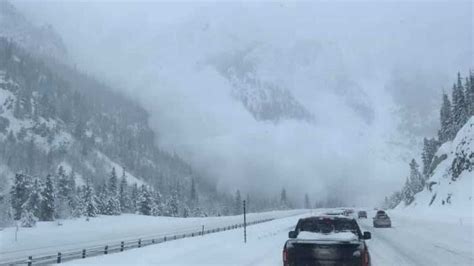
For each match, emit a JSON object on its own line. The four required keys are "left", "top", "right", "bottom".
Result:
{"left": 14, "top": 1, "right": 473, "bottom": 205}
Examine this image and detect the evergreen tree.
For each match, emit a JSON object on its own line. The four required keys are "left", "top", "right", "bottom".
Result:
{"left": 151, "top": 190, "right": 163, "bottom": 216}
{"left": 137, "top": 185, "right": 152, "bottom": 216}
{"left": 130, "top": 183, "right": 139, "bottom": 213}
{"left": 438, "top": 93, "right": 454, "bottom": 142}
{"left": 165, "top": 187, "right": 179, "bottom": 217}
{"left": 40, "top": 175, "right": 55, "bottom": 221}
{"left": 105, "top": 168, "right": 120, "bottom": 215}
{"left": 467, "top": 71, "right": 474, "bottom": 116}
{"left": 20, "top": 210, "right": 37, "bottom": 227}
{"left": 83, "top": 181, "right": 98, "bottom": 217}
{"left": 234, "top": 190, "right": 242, "bottom": 215}
{"left": 108, "top": 167, "right": 119, "bottom": 197}
{"left": 10, "top": 173, "right": 31, "bottom": 220}
{"left": 452, "top": 73, "right": 469, "bottom": 133}
{"left": 190, "top": 178, "right": 198, "bottom": 203}
{"left": 421, "top": 138, "right": 439, "bottom": 177}
{"left": 280, "top": 188, "right": 288, "bottom": 209}
{"left": 56, "top": 166, "right": 72, "bottom": 218}
{"left": 401, "top": 178, "right": 414, "bottom": 205}
{"left": 304, "top": 193, "right": 311, "bottom": 209}
{"left": 119, "top": 170, "right": 130, "bottom": 213}
{"left": 23, "top": 178, "right": 42, "bottom": 219}
{"left": 409, "top": 159, "right": 424, "bottom": 194}
{"left": 96, "top": 184, "right": 108, "bottom": 214}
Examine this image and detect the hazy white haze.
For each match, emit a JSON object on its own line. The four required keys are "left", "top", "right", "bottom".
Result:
{"left": 14, "top": 0, "right": 473, "bottom": 205}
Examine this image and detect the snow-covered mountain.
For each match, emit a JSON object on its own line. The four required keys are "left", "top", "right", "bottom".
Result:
{"left": 211, "top": 48, "right": 314, "bottom": 123}
{"left": 0, "top": 0, "right": 67, "bottom": 60}
{"left": 398, "top": 117, "right": 473, "bottom": 213}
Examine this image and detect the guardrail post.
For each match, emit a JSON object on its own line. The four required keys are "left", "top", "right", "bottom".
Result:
{"left": 202, "top": 225, "right": 204, "bottom": 236}
{"left": 82, "top": 249, "right": 86, "bottom": 258}
{"left": 28, "top": 256, "right": 32, "bottom": 266}
{"left": 57, "top": 252, "right": 62, "bottom": 263}
{"left": 104, "top": 245, "right": 108, "bottom": 254}
{"left": 138, "top": 239, "right": 141, "bottom": 248}
{"left": 121, "top": 241, "right": 124, "bottom": 252}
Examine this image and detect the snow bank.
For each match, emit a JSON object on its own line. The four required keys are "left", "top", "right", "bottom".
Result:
{"left": 0, "top": 209, "right": 307, "bottom": 262}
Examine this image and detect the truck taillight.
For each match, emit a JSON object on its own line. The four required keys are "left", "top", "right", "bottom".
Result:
{"left": 283, "top": 248, "right": 288, "bottom": 263}
{"left": 362, "top": 248, "right": 369, "bottom": 266}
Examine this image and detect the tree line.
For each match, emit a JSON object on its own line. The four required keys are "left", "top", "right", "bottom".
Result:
{"left": 384, "top": 71, "right": 473, "bottom": 208}
{"left": 6, "top": 166, "right": 206, "bottom": 227}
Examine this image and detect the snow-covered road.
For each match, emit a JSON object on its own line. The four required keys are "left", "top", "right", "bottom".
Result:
{"left": 63, "top": 210, "right": 473, "bottom": 266}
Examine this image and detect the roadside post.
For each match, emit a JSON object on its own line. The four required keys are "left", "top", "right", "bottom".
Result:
{"left": 243, "top": 200, "right": 247, "bottom": 243}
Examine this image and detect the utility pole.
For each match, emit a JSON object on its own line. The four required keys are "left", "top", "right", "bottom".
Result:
{"left": 243, "top": 200, "right": 247, "bottom": 243}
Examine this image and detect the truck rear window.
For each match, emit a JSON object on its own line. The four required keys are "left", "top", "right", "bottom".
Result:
{"left": 297, "top": 218, "right": 361, "bottom": 236}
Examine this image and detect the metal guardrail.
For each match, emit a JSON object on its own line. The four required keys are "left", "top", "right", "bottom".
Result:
{"left": 1, "top": 218, "right": 274, "bottom": 265}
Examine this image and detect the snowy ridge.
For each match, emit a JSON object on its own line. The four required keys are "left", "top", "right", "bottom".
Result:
{"left": 397, "top": 117, "right": 473, "bottom": 215}
{"left": 0, "top": 0, "right": 67, "bottom": 60}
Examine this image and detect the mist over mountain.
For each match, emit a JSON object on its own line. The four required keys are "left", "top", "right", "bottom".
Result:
{"left": 9, "top": 0, "right": 473, "bottom": 206}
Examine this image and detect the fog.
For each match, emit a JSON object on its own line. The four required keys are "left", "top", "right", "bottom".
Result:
{"left": 15, "top": 0, "right": 472, "bottom": 206}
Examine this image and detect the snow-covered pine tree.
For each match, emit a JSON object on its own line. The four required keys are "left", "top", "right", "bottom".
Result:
{"left": 96, "top": 184, "right": 108, "bottom": 215}
{"left": 389, "top": 191, "right": 402, "bottom": 209}
{"left": 23, "top": 178, "right": 42, "bottom": 220}
{"left": 190, "top": 178, "right": 198, "bottom": 203}
{"left": 304, "top": 193, "right": 311, "bottom": 209}
{"left": 167, "top": 187, "right": 179, "bottom": 217}
{"left": 130, "top": 183, "right": 139, "bottom": 213}
{"left": 20, "top": 210, "right": 37, "bottom": 227}
{"left": 137, "top": 185, "right": 152, "bottom": 216}
{"left": 105, "top": 168, "right": 120, "bottom": 215}
{"left": 421, "top": 138, "right": 440, "bottom": 177}
{"left": 401, "top": 178, "right": 414, "bottom": 205}
{"left": 151, "top": 190, "right": 162, "bottom": 216}
{"left": 409, "top": 159, "right": 424, "bottom": 194}
{"left": 234, "top": 190, "right": 242, "bottom": 215}
{"left": 10, "top": 173, "right": 31, "bottom": 220}
{"left": 119, "top": 169, "right": 130, "bottom": 213}
{"left": 438, "top": 93, "right": 455, "bottom": 143}
{"left": 83, "top": 180, "right": 98, "bottom": 217}
{"left": 452, "top": 73, "right": 469, "bottom": 133}
{"left": 40, "top": 175, "right": 55, "bottom": 221}
{"left": 467, "top": 71, "right": 474, "bottom": 116}
{"left": 72, "top": 186, "right": 85, "bottom": 217}
{"left": 55, "top": 166, "right": 72, "bottom": 218}
{"left": 280, "top": 188, "right": 288, "bottom": 209}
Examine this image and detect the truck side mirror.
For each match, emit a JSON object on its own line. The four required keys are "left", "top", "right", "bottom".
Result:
{"left": 288, "top": 231, "right": 298, "bottom": 239}
{"left": 363, "top": 231, "right": 371, "bottom": 240}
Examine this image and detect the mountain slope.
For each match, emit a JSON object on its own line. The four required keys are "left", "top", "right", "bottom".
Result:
{"left": 397, "top": 117, "right": 473, "bottom": 212}
{"left": 0, "top": 37, "right": 230, "bottom": 217}
{"left": 211, "top": 47, "right": 314, "bottom": 123}
{"left": 0, "top": 0, "right": 67, "bottom": 60}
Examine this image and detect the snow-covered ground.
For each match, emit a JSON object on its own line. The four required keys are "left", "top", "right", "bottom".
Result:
{"left": 60, "top": 209, "right": 473, "bottom": 266}
{"left": 0, "top": 210, "right": 306, "bottom": 263}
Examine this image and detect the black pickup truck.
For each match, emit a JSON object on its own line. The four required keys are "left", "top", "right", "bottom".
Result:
{"left": 283, "top": 216, "right": 371, "bottom": 266}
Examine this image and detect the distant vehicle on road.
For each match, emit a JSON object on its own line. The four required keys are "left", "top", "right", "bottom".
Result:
{"left": 283, "top": 216, "right": 371, "bottom": 266}
{"left": 325, "top": 210, "right": 345, "bottom": 216}
{"left": 373, "top": 210, "right": 391, "bottom": 228}
{"left": 342, "top": 209, "right": 354, "bottom": 216}
{"left": 358, "top": 211, "right": 367, "bottom": 218}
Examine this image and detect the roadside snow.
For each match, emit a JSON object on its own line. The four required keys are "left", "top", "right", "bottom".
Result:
{"left": 0, "top": 210, "right": 306, "bottom": 263}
